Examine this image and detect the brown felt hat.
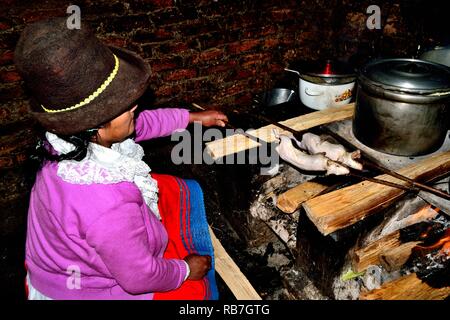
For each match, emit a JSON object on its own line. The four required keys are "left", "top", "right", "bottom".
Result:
{"left": 14, "top": 17, "right": 151, "bottom": 135}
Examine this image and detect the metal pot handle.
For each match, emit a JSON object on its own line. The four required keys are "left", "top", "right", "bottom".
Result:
{"left": 284, "top": 68, "right": 301, "bottom": 76}
{"left": 305, "top": 87, "right": 324, "bottom": 96}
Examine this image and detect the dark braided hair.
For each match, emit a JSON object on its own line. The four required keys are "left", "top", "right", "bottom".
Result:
{"left": 31, "top": 128, "right": 99, "bottom": 168}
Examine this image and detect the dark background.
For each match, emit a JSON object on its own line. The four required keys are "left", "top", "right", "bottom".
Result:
{"left": 0, "top": 0, "right": 449, "bottom": 300}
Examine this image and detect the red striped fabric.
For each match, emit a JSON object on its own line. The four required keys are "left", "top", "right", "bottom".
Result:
{"left": 152, "top": 174, "right": 209, "bottom": 300}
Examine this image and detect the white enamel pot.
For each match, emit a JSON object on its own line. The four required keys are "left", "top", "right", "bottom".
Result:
{"left": 299, "top": 78, "right": 355, "bottom": 110}
{"left": 285, "top": 64, "right": 356, "bottom": 110}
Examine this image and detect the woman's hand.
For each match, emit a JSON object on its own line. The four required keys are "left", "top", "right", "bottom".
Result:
{"left": 189, "top": 110, "right": 228, "bottom": 127}
{"left": 184, "top": 254, "right": 212, "bottom": 280}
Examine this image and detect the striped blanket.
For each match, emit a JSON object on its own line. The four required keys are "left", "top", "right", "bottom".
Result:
{"left": 152, "top": 174, "right": 219, "bottom": 300}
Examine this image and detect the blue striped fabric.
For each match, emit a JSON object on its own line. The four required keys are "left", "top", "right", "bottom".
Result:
{"left": 177, "top": 178, "right": 219, "bottom": 300}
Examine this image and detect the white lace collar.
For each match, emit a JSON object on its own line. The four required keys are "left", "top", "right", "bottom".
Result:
{"left": 45, "top": 132, "right": 160, "bottom": 219}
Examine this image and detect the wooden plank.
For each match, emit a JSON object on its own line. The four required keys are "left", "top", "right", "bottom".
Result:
{"left": 205, "top": 103, "right": 355, "bottom": 159}
{"left": 277, "top": 181, "right": 328, "bottom": 214}
{"left": 209, "top": 227, "right": 262, "bottom": 300}
{"left": 303, "top": 150, "right": 450, "bottom": 236}
{"left": 360, "top": 273, "right": 450, "bottom": 300}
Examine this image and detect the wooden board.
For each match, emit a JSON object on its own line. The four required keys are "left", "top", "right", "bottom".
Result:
{"left": 205, "top": 103, "right": 355, "bottom": 159}
{"left": 277, "top": 181, "right": 328, "bottom": 214}
{"left": 209, "top": 227, "right": 262, "bottom": 300}
{"left": 360, "top": 273, "right": 450, "bottom": 300}
{"left": 303, "top": 150, "right": 450, "bottom": 236}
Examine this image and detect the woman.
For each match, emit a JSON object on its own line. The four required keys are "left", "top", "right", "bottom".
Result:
{"left": 15, "top": 17, "right": 228, "bottom": 300}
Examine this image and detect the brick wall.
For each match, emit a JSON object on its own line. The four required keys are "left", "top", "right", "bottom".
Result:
{"left": 0, "top": 0, "right": 445, "bottom": 299}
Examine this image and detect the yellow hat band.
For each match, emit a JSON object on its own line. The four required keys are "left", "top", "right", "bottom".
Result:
{"left": 41, "top": 54, "right": 120, "bottom": 113}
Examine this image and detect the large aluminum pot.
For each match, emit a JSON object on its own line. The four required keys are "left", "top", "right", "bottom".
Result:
{"left": 420, "top": 45, "right": 450, "bottom": 67}
{"left": 285, "top": 60, "right": 356, "bottom": 110}
{"left": 353, "top": 58, "right": 450, "bottom": 156}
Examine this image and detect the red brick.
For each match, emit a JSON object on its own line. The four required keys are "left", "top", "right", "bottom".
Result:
{"left": 0, "top": 32, "right": 20, "bottom": 49}
{"left": 227, "top": 69, "right": 256, "bottom": 81}
{"left": 233, "top": 92, "right": 253, "bottom": 106}
{"left": 158, "top": 42, "right": 191, "bottom": 55}
{"left": 203, "top": 61, "right": 237, "bottom": 75}
{"left": 269, "top": 63, "right": 285, "bottom": 74}
{"left": 133, "top": 28, "right": 175, "bottom": 43}
{"left": 151, "top": 7, "right": 188, "bottom": 26}
{"left": 227, "top": 39, "right": 261, "bottom": 54}
{"left": 103, "top": 15, "right": 151, "bottom": 33}
{"left": 184, "top": 78, "right": 213, "bottom": 92}
{"left": 100, "top": 36, "right": 127, "bottom": 48}
{"left": 149, "top": 57, "right": 182, "bottom": 72}
{"left": 0, "top": 22, "right": 11, "bottom": 30}
{"left": 0, "top": 51, "right": 14, "bottom": 66}
{"left": 163, "top": 68, "right": 197, "bottom": 81}
{"left": 21, "top": 9, "right": 65, "bottom": 23}
{"left": 197, "top": 32, "right": 227, "bottom": 50}
{"left": 263, "top": 38, "right": 280, "bottom": 49}
{"left": 241, "top": 53, "right": 271, "bottom": 68}
{"left": 270, "top": 8, "right": 295, "bottom": 22}
{"left": 241, "top": 25, "right": 278, "bottom": 38}
{"left": 179, "top": 20, "right": 220, "bottom": 37}
{"left": 155, "top": 84, "right": 181, "bottom": 97}
{"left": 0, "top": 85, "right": 25, "bottom": 103}
{"left": 224, "top": 84, "right": 245, "bottom": 96}
{"left": 0, "top": 70, "right": 21, "bottom": 83}
{"left": 0, "top": 157, "right": 14, "bottom": 168}
{"left": 194, "top": 48, "right": 224, "bottom": 63}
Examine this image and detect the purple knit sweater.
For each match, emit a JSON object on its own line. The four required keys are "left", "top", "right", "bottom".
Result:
{"left": 26, "top": 108, "right": 190, "bottom": 300}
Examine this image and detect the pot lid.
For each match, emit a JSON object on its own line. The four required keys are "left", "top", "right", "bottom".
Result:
{"left": 360, "top": 58, "right": 450, "bottom": 93}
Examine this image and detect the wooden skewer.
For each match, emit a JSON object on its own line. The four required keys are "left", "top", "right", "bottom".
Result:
{"left": 193, "top": 103, "right": 421, "bottom": 193}
{"left": 237, "top": 109, "right": 450, "bottom": 201}
{"left": 319, "top": 127, "right": 450, "bottom": 201}
{"left": 191, "top": 103, "right": 265, "bottom": 146}
{"left": 191, "top": 102, "right": 206, "bottom": 110}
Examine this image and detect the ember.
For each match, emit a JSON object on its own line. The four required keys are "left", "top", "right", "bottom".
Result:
{"left": 405, "top": 217, "right": 450, "bottom": 288}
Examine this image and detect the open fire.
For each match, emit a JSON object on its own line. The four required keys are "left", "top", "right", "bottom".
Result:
{"left": 405, "top": 218, "right": 450, "bottom": 288}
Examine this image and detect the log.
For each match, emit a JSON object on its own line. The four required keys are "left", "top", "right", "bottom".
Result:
{"left": 277, "top": 181, "right": 328, "bottom": 214}
{"left": 205, "top": 103, "right": 355, "bottom": 159}
{"left": 360, "top": 273, "right": 450, "bottom": 300}
{"left": 353, "top": 204, "right": 440, "bottom": 272}
{"left": 379, "top": 242, "right": 420, "bottom": 272}
{"left": 303, "top": 150, "right": 450, "bottom": 236}
{"left": 353, "top": 231, "right": 402, "bottom": 272}
{"left": 209, "top": 227, "right": 262, "bottom": 300}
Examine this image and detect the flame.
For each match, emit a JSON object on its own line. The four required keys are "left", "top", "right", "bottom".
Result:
{"left": 416, "top": 228, "right": 450, "bottom": 256}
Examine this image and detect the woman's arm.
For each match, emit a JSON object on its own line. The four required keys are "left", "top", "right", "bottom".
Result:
{"left": 134, "top": 108, "right": 229, "bottom": 142}
{"left": 85, "top": 201, "right": 188, "bottom": 295}
{"left": 134, "top": 108, "right": 190, "bottom": 142}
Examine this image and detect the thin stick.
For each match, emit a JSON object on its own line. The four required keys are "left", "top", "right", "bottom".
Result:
{"left": 196, "top": 104, "right": 423, "bottom": 192}
{"left": 348, "top": 172, "right": 418, "bottom": 193}
{"left": 191, "top": 102, "right": 206, "bottom": 110}
{"left": 239, "top": 109, "right": 450, "bottom": 201}
{"left": 192, "top": 102, "right": 264, "bottom": 145}
{"left": 320, "top": 127, "right": 450, "bottom": 201}
{"left": 362, "top": 160, "right": 450, "bottom": 200}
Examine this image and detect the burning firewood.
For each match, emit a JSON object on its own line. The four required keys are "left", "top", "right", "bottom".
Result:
{"left": 360, "top": 272, "right": 450, "bottom": 300}
{"left": 404, "top": 220, "right": 450, "bottom": 288}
